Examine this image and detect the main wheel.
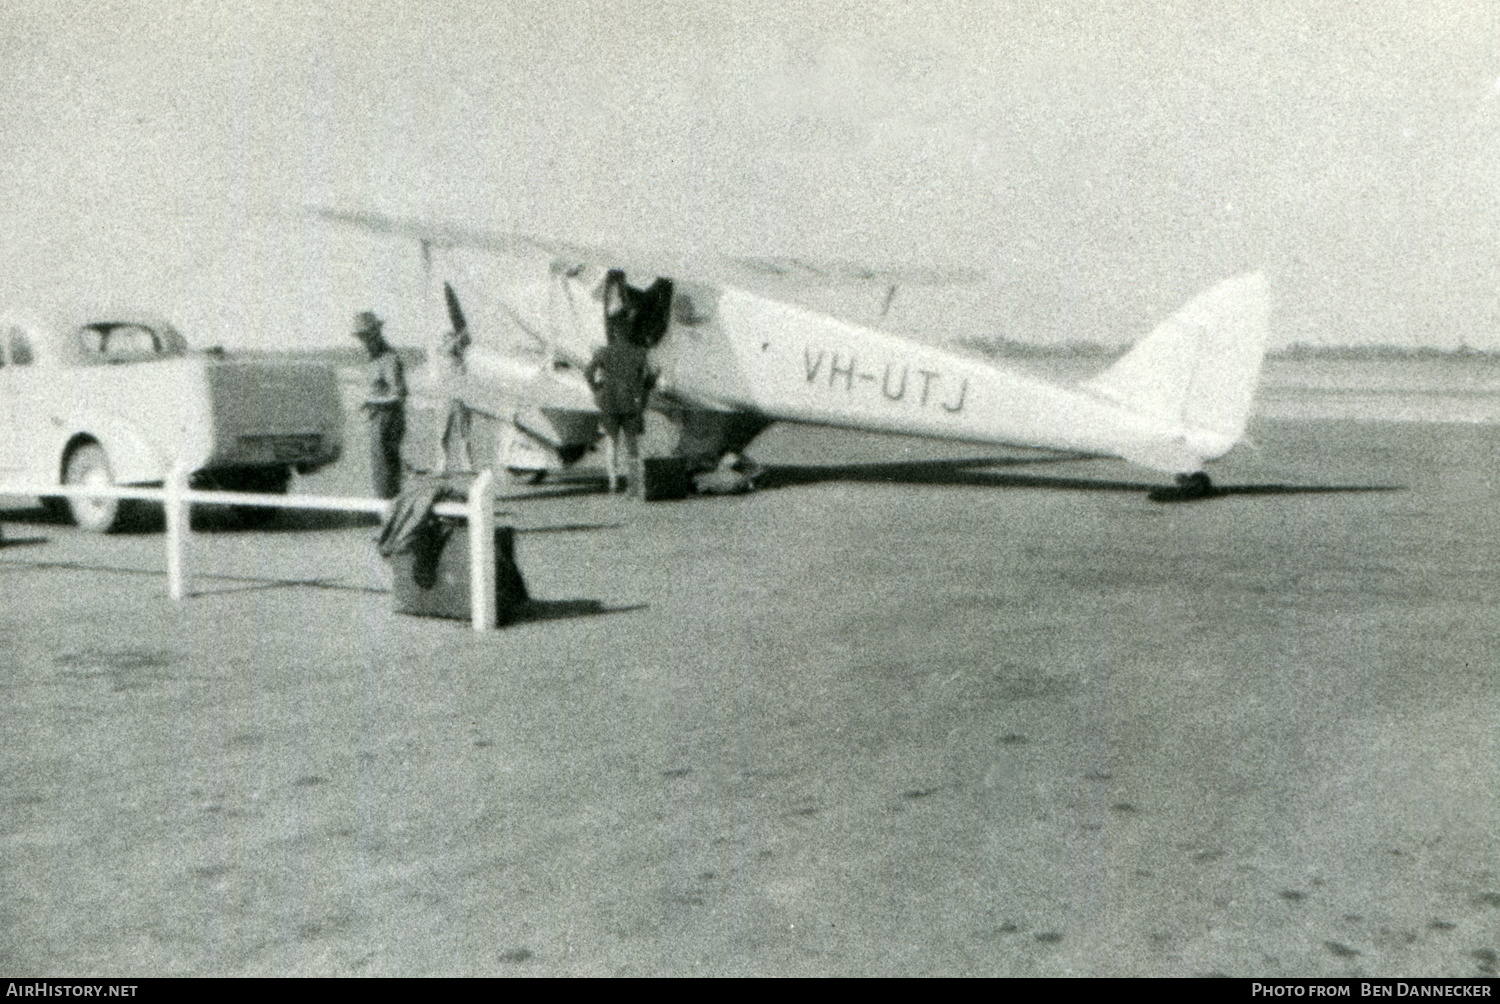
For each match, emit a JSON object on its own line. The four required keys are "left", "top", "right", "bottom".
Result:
{"left": 64, "top": 443, "right": 128, "bottom": 533}
{"left": 505, "top": 467, "right": 548, "bottom": 485}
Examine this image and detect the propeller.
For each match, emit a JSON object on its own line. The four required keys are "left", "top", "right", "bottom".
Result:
{"left": 443, "top": 281, "right": 468, "bottom": 334}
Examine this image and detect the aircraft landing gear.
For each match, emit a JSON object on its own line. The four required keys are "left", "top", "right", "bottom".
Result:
{"left": 692, "top": 453, "right": 761, "bottom": 495}
{"left": 1176, "top": 471, "right": 1214, "bottom": 496}
{"left": 1149, "top": 470, "right": 1219, "bottom": 502}
{"left": 728, "top": 453, "right": 763, "bottom": 484}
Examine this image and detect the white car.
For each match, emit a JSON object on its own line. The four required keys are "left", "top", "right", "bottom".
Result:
{"left": 0, "top": 312, "right": 343, "bottom": 531}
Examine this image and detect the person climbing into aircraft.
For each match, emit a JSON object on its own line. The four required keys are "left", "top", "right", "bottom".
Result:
{"left": 353, "top": 310, "right": 407, "bottom": 499}
{"left": 585, "top": 269, "right": 670, "bottom": 495}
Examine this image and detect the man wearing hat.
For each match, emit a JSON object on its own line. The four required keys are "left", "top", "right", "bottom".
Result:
{"left": 353, "top": 311, "right": 407, "bottom": 499}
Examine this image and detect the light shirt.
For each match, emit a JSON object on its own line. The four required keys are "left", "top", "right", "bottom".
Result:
{"left": 364, "top": 349, "right": 407, "bottom": 408}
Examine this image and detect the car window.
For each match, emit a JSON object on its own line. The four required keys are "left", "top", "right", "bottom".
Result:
{"left": 8, "top": 329, "right": 33, "bottom": 365}
{"left": 77, "top": 323, "right": 164, "bottom": 362}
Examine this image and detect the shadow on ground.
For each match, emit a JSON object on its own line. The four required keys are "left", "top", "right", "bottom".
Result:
{"left": 0, "top": 556, "right": 390, "bottom": 597}
{"left": 0, "top": 551, "right": 646, "bottom": 627}
{"left": 0, "top": 502, "right": 380, "bottom": 534}
{"left": 754, "top": 455, "right": 1404, "bottom": 501}
{"left": 478, "top": 453, "right": 1405, "bottom": 503}
{"left": 1147, "top": 482, "right": 1404, "bottom": 503}
{"left": 245, "top": 510, "right": 382, "bottom": 532}
{"left": 508, "top": 599, "right": 648, "bottom": 624}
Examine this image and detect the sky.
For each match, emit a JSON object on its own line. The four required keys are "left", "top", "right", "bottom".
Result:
{"left": 0, "top": 0, "right": 1496, "bottom": 351}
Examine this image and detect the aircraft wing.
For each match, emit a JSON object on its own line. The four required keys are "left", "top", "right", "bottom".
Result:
{"left": 309, "top": 207, "right": 986, "bottom": 295}
{"left": 312, "top": 207, "right": 559, "bottom": 261}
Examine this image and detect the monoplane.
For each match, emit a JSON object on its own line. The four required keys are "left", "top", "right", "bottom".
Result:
{"left": 317, "top": 208, "right": 1269, "bottom": 498}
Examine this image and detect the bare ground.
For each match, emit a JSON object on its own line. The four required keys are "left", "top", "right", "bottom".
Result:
{"left": 1, "top": 416, "right": 1497, "bottom": 977}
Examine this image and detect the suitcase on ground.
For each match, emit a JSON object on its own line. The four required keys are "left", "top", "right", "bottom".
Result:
{"left": 390, "top": 523, "right": 528, "bottom": 626}
{"left": 639, "top": 456, "right": 693, "bottom": 501}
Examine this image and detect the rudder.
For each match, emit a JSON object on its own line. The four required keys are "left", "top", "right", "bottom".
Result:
{"left": 1083, "top": 272, "right": 1269, "bottom": 441}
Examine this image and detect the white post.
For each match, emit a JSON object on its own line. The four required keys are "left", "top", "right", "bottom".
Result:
{"left": 164, "top": 463, "right": 190, "bottom": 600}
{"left": 468, "top": 469, "right": 496, "bottom": 632}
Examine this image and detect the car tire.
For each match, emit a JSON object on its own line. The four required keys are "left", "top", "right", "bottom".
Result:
{"left": 64, "top": 443, "right": 130, "bottom": 533}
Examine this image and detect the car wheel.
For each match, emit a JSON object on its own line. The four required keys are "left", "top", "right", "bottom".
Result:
{"left": 64, "top": 443, "right": 128, "bottom": 533}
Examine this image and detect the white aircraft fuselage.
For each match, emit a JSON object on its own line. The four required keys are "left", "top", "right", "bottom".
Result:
{"left": 477, "top": 265, "right": 1268, "bottom": 479}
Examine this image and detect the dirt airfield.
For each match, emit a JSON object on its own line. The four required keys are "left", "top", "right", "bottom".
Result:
{"left": 1, "top": 414, "right": 1497, "bottom": 977}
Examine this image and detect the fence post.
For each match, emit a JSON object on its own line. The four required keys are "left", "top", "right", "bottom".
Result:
{"left": 468, "top": 469, "right": 496, "bottom": 632}
{"left": 165, "top": 462, "right": 190, "bottom": 600}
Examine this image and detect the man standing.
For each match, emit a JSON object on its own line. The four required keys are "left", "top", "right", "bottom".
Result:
{"left": 353, "top": 311, "right": 407, "bottom": 499}
{"left": 585, "top": 270, "right": 662, "bottom": 495}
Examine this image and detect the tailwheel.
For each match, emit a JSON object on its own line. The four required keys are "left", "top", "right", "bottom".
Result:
{"left": 1149, "top": 471, "right": 1218, "bottom": 502}
{"left": 1176, "top": 471, "right": 1214, "bottom": 496}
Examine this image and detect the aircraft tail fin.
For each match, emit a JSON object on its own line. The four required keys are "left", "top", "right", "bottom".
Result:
{"left": 1083, "top": 272, "right": 1269, "bottom": 442}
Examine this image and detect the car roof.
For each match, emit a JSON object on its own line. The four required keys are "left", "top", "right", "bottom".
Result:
{"left": 0, "top": 311, "right": 189, "bottom": 362}
{"left": 0, "top": 309, "right": 182, "bottom": 333}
